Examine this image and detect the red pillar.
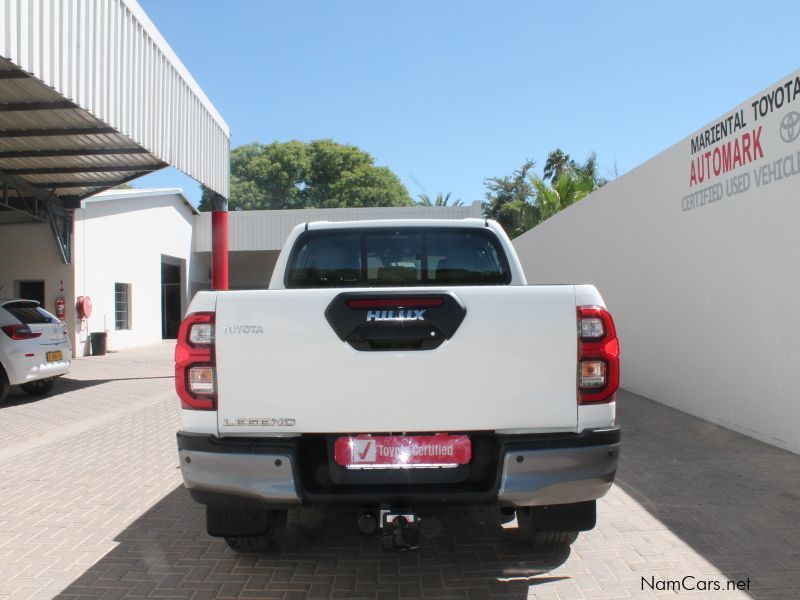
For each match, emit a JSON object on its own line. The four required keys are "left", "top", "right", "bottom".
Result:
{"left": 211, "top": 210, "right": 228, "bottom": 290}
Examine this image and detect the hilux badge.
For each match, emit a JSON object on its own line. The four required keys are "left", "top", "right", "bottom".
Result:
{"left": 366, "top": 309, "right": 426, "bottom": 322}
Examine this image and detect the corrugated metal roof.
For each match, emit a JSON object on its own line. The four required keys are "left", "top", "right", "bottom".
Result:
{"left": 0, "top": 0, "right": 229, "bottom": 228}
{"left": 193, "top": 203, "right": 484, "bottom": 252}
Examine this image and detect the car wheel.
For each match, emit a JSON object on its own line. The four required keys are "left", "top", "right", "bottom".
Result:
{"left": 20, "top": 377, "right": 56, "bottom": 396}
{"left": 0, "top": 367, "right": 9, "bottom": 403}
{"left": 224, "top": 509, "right": 287, "bottom": 553}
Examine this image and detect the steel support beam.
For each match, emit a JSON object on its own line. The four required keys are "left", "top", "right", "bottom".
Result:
{"left": 0, "top": 127, "right": 117, "bottom": 138}
{"left": 46, "top": 202, "right": 73, "bottom": 264}
{"left": 212, "top": 194, "right": 229, "bottom": 291}
{"left": 0, "top": 101, "right": 76, "bottom": 111}
{"left": 0, "top": 148, "right": 147, "bottom": 159}
{"left": 6, "top": 165, "right": 159, "bottom": 175}
{"left": 31, "top": 180, "right": 123, "bottom": 189}
{"left": 0, "top": 191, "right": 47, "bottom": 222}
{"left": 0, "top": 171, "right": 73, "bottom": 263}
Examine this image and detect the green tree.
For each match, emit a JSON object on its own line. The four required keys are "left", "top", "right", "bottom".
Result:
{"left": 483, "top": 152, "right": 606, "bottom": 238}
{"left": 199, "top": 139, "right": 412, "bottom": 210}
{"left": 530, "top": 168, "right": 598, "bottom": 222}
{"left": 571, "top": 152, "right": 606, "bottom": 186}
{"left": 482, "top": 160, "right": 536, "bottom": 238}
{"left": 417, "top": 192, "right": 463, "bottom": 207}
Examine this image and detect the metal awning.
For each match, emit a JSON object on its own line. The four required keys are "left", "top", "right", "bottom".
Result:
{"left": 0, "top": 0, "right": 230, "bottom": 263}
{"left": 0, "top": 58, "right": 165, "bottom": 222}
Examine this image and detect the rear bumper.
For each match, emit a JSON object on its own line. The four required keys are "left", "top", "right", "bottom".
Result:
{"left": 176, "top": 427, "right": 620, "bottom": 509}
{"left": 5, "top": 346, "right": 72, "bottom": 385}
{"left": 497, "top": 442, "right": 619, "bottom": 506}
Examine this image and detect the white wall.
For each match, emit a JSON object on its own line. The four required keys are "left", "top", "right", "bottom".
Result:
{"left": 514, "top": 69, "right": 800, "bottom": 455}
{"left": 0, "top": 222, "right": 76, "bottom": 344}
{"left": 73, "top": 194, "right": 195, "bottom": 356}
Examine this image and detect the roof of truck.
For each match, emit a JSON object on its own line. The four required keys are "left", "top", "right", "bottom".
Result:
{"left": 305, "top": 218, "right": 490, "bottom": 230}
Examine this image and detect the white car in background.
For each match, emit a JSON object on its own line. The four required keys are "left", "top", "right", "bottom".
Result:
{"left": 0, "top": 299, "right": 72, "bottom": 402}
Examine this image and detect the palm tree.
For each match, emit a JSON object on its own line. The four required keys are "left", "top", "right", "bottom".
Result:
{"left": 543, "top": 149, "right": 570, "bottom": 182}
{"left": 530, "top": 169, "right": 597, "bottom": 223}
{"left": 417, "top": 192, "right": 463, "bottom": 207}
{"left": 572, "top": 152, "right": 607, "bottom": 186}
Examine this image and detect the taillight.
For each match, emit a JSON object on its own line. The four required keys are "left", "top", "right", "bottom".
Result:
{"left": 175, "top": 312, "right": 216, "bottom": 410}
{"left": 1, "top": 324, "right": 42, "bottom": 340}
{"left": 577, "top": 306, "right": 620, "bottom": 404}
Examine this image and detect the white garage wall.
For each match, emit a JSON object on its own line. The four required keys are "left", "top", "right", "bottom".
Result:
{"left": 73, "top": 192, "right": 194, "bottom": 356}
{"left": 0, "top": 222, "right": 76, "bottom": 344}
{"left": 514, "top": 69, "right": 800, "bottom": 455}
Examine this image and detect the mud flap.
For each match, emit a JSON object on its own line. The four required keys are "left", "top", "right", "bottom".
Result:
{"left": 528, "top": 500, "right": 596, "bottom": 532}
{"left": 206, "top": 506, "right": 272, "bottom": 537}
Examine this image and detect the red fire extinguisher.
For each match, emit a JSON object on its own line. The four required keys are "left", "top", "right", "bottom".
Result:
{"left": 55, "top": 297, "right": 66, "bottom": 321}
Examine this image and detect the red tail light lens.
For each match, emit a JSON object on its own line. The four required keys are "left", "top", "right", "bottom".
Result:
{"left": 1, "top": 324, "right": 42, "bottom": 340}
{"left": 175, "top": 312, "right": 216, "bottom": 410}
{"left": 577, "top": 306, "right": 620, "bottom": 404}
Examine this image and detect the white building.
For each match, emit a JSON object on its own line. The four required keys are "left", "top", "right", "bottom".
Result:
{"left": 0, "top": 188, "right": 482, "bottom": 357}
{"left": 73, "top": 189, "right": 199, "bottom": 356}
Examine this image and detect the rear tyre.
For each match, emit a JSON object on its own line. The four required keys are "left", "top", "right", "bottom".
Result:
{"left": 20, "top": 377, "right": 55, "bottom": 396}
{"left": 517, "top": 508, "right": 579, "bottom": 547}
{"left": 0, "top": 367, "right": 10, "bottom": 403}
{"left": 516, "top": 502, "right": 595, "bottom": 548}
{"left": 223, "top": 509, "right": 287, "bottom": 553}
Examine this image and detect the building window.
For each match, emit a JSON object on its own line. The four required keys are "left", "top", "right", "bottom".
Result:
{"left": 115, "top": 283, "right": 131, "bottom": 330}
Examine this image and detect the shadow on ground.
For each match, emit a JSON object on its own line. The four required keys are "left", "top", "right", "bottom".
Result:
{"left": 57, "top": 487, "right": 569, "bottom": 599}
{"left": 52, "top": 390, "right": 800, "bottom": 598}
{"left": 1, "top": 376, "right": 174, "bottom": 408}
{"left": 614, "top": 390, "right": 800, "bottom": 594}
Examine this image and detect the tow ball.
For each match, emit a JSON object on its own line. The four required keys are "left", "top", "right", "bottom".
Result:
{"left": 357, "top": 508, "right": 421, "bottom": 550}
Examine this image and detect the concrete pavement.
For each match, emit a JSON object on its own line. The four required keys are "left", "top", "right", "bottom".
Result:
{"left": 0, "top": 343, "right": 798, "bottom": 599}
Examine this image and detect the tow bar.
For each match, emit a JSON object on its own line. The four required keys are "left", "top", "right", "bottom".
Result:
{"left": 357, "top": 508, "right": 421, "bottom": 550}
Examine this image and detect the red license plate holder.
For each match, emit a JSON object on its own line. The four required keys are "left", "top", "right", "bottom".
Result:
{"left": 334, "top": 434, "right": 471, "bottom": 469}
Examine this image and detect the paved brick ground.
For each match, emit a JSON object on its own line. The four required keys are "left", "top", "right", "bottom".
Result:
{"left": 1, "top": 342, "right": 799, "bottom": 599}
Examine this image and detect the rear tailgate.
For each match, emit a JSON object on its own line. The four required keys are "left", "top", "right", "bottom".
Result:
{"left": 215, "top": 285, "right": 578, "bottom": 435}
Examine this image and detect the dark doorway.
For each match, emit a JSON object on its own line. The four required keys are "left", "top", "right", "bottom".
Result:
{"left": 16, "top": 280, "right": 45, "bottom": 305}
{"left": 161, "top": 262, "right": 181, "bottom": 339}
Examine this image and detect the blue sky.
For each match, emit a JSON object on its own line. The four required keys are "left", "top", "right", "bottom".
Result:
{"left": 135, "top": 0, "right": 800, "bottom": 206}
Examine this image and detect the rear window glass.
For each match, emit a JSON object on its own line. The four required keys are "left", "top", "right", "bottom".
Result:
{"left": 3, "top": 302, "right": 54, "bottom": 324}
{"left": 285, "top": 228, "right": 511, "bottom": 288}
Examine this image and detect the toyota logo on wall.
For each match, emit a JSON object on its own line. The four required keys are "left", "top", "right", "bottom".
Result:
{"left": 780, "top": 111, "right": 800, "bottom": 143}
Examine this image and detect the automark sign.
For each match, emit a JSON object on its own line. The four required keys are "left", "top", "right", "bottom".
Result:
{"left": 681, "top": 74, "right": 800, "bottom": 212}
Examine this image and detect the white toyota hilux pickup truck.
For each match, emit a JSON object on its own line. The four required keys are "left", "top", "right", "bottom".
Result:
{"left": 175, "top": 219, "right": 620, "bottom": 552}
